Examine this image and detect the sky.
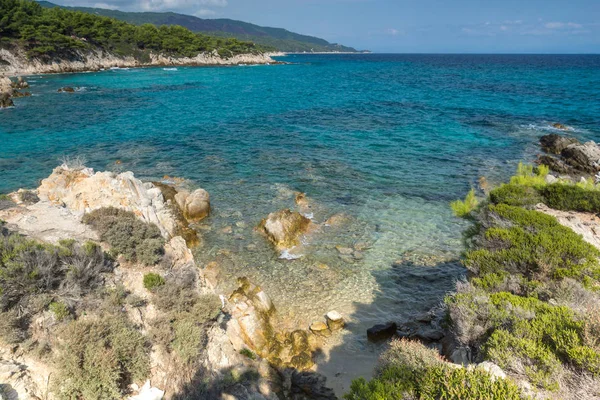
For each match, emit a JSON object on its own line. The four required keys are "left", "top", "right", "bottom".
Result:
{"left": 47, "top": 0, "right": 600, "bottom": 53}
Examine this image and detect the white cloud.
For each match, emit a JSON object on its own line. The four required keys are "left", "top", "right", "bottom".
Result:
{"left": 545, "top": 21, "right": 583, "bottom": 29}
{"left": 194, "top": 8, "right": 216, "bottom": 16}
{"left": 386, "top": 28, "right": 399, "bottom": 36}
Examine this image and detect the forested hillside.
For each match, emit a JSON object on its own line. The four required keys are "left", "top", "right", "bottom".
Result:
{"left": 38, "top": 1, "right": 360, "bottom": 53}
{"left": 0, "top": 0, "right": 269, "bottom": 61}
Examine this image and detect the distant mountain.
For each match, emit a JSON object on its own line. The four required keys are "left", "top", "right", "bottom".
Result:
{"left": 38, "top": 1, "right": 361, "bottom": 53}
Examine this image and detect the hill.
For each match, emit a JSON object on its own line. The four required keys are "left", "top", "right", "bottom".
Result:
{"left": 38, "top": 1, "right": 360, "bottom": 53}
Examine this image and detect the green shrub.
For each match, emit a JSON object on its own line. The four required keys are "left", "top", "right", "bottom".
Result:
{"left": 489, "top": 184, "right": 543, "bottom": 207}
{"left": 240, "top": 348, "right": 256, "bottom": 360}
{"left": 465, "top": 205, "right": 600, "bottom": 284}
{"left": 509, "top": 163, "right": 548, "bottom": 187}
{"left": 82, "top": 207, "right": 164, "bottom": 265}
{"left": 540, "top": 184, "right": 600, "bottom": 213}
{"left": 451, "top": 188, "right": 479, "bottom": 218}
{"left": 346, "top": 363, "right": 523, "bottom": 400}
{"left": 143, "top": 273, "right": 165, "bottom": 291}
{"left": 56, "top": 316, "right": 149, "bottom": 400}
{"left": 0, "top": 230, "right": 114, "bottom": 316}
{"left": 49, "top": 301, "right": 70, "bottom": 321}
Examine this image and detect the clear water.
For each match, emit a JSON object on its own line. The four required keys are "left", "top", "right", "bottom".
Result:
{"left": 2, "top": 54, "right": 600, "bottom": 392}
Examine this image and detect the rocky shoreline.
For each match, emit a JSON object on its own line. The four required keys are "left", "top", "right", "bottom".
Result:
{"left": 0, "top": 48, "right": 281, "bottom": 77}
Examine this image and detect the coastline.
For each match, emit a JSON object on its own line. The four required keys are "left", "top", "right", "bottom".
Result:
{"left": 0, "top": 48, "right": 283, "bottom": 78}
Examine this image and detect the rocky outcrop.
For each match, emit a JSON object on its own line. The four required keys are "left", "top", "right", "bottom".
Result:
{"left": 258, "top": 209, "right": 311, "bottom": 249}
{"left": 38, "top": 165, "right": 183, "bottom": 239}
{"left": 57, "top": 87, "right": 75, "bottom": 93}
{"left": 539, "top": 134, "right": 600, "bottom": 175}
{"left": 227, "top": 278, "right": 316, "bottom": 371}
{"left": 0, "top": 48, "right": 275, "bottom": 76}
{"left": 535, "top": 204, "right": 600, "bottom": 251}
{"left": 0, "top": 92, "right": 14, "bottom": 108}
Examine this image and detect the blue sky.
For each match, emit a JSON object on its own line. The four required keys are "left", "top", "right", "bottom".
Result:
{"left": 49, "top": 0, "right": 600, "bottom": 53}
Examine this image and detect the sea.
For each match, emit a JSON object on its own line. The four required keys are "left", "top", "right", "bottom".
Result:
{"left": 1, "top": 53, "right": 599, "bottom": 393}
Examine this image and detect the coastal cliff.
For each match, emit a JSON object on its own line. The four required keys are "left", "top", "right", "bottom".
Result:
{"left": 0, "top": 48, "right": 276, "bottom": 77}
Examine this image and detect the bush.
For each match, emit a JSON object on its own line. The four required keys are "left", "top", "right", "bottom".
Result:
{"left": 489, "top": 184, "right": 543, "bottom": 207}
{"left": 143, "top": 273, "right": 165, "bottom": 291}
{"left": 345, "top": 340, "right": 523, "bottom": 400}
{"left": 540, "top": 184, "right": 600, "bottom": 213}
{"left": 82, "top": 207, "right": 164, "bottom": 265}
{"left": 509, "top": 162, "right": 549, "bottom": 187}
{"left": 240, "top": 348, "right": 256, "bottom": 360}
{"left": 464, "top": 205, "right": 600, "bottom": 285}
{"left": 0, "top": 230, "right": 114, "bottom": 317}
{"left": 56, "top": 316, "right": 150, "bottom": 400}
{"left": 49, "top": 301, "right": 71, "bottom": 321}
{"left": 451, "top": 188, "right": 479, "bottom": 218}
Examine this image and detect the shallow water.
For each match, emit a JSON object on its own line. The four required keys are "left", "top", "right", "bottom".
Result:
{"left": 2, "top": 54, "right": 600, "bottom": 393}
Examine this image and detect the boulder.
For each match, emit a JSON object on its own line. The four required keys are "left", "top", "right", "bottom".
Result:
{"left": 367, "top": 322, "right": 397, "bottom": 342}
{"left": 325, "top": 311, "right": 345, "bottom": 331}
{"left": 128, "top": 381, "right": 164, "bottom": 400}
{"left": 0, "top": 92, "right": 14, "bottom": 108}
{"left": 174, "top": 188, "right": 210, "bottom": 222}
{"left": 12, "top": 77, "right": 28, "bottom": 89}
{"left": 474, "top": 362, "right": 506, "bottom": 382}
{"left": 309, "top": 322, "right": 331, "bottom": 337}
{"left": 58, "top": 87, "right": 75, "bottom": 93}
{"left": 258, "top": 209, "right": 311, "bottom": 249}
{"left": 561, "top": 141, "right": 600, "bottom": 173}
{"left": 0, "top": 77, "right": 12, "bottom": 93}
{"left": 540, "top": 134, "right": 578, "bottom": 154}
{"left": 414, "top": 326, "right": 445, "bottom": 342}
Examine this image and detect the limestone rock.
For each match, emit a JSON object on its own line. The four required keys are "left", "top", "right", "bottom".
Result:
{"left": 367, "top": 322, "right": 397, "bottom": 342}
{"left": 174, "top": 188, "right": 210, "bottom": 222}
{"left": 13, "top": 76, "right": 28, "bottom": 89}
{"left": 164, "top": 236, "right": 194, "bottom": 268}
{"left": 258, "top": 209, "right": 311, "bottom": 249}
{"left": 128, "top": 380, "right": 164, "bottom": 400}
{"left": 325, "top": 311, "right": 345, "bottom": 331}
{"left": 37, "top": 165, "right": 179, "bottom": 239}
{"left": 0, "top": 360, "right": 41, "bottom": 400}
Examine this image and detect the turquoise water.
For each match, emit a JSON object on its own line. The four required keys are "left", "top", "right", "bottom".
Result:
{"left": 2, "top": 54, "right": 600, "bottom": 390}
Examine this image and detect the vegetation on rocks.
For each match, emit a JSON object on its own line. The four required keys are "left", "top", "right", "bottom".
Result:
{"left": 0, "top": 0, "right": 267, "bottom": 61}
{"left": 450, "top": 188, "right": 479, "bottom": 218}
{"left": 83, "top": 207, "right": 165, "bottom": 265}
{"left": 143, "top": 272, "right": 165, "bottom": 291}
{"left": 345, "top": 340, "right": 523, "bottom": 400}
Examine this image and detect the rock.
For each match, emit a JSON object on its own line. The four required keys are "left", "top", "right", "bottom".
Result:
{"left": 552, "top": 122, "right": 570, "bottom": 131}
{"left": 540, "top": 134, "right": 579, "bottom": 155}
{"left": 37, "top": 165, "right": 180, "bottom": 239}
{"left": 164, "top": 236, "right": 194, "bottom": 268}
{"left": 325, "top": 311, "right": 345, "bottom": 331}
{"left": 128, "top": 380, "right": 164, "bottom": 400}
{"left": 0, "top": 92, "right": 14, "bottom": 108}
{"left": 13, "top": 76, "right": 29, "bottom": 89}
{"left": 0, "top": 77, "right": 12, "bottom": 93}
{"left": 309, "top": 322, "right": 331, "bottom": 337}
{"left": 414, "top": 326, "right": 445, "bottom": 342}
{"left": 335, "top": 246, "right": 353, "bottom": 255}
{"left": 287, "top": 370, "right": 337, "bottom": 400}
{"left": 175, "top": 188, "right": 210, "bottom": 222}
{"left": 57, "top": 87, "right": 75, "bottom": 93}
{"left": 258, "top": 209, "right": 311, "bottom": 249}
{"left": 561, "top": 141, "right": 600, "bottom": 173}
{"left": 367, "top": 322, "right": 397, "bottom": 342}
{"left": 0, "top": 359, "right": 42, "bottom": 400}
{"left": 450, "top": 347, "right": 471, "bottom": 365}
{"left": 545, "top": 174, "right": 558, "bottom": 184}
{"left": 475, "top": 361, "right": 506, "bottom": 382}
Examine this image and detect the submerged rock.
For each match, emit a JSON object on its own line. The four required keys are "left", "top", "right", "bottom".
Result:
{"left": 309, "top": 322, "right": 331, "bottom": 338}
{"left": 58, "top": 86, "right": 75, "bottom": 93}
{"left": 174, "top": 188, "right": 210, "bottom": 222}
{"left": 552, "top": 122, "right": 570, "bottom": 131}
{"left": 258, "top": 209, "right": 311, "bottom": 249}
{"left": 367, "top": 322, "right": 397, "bottom": 342}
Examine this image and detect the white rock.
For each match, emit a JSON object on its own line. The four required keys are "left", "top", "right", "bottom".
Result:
{"left": 128, "top": 380, "right": 164, "bottom": 400}
{"left": 474, "top": 361, "right": 506, "bottom": 381}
